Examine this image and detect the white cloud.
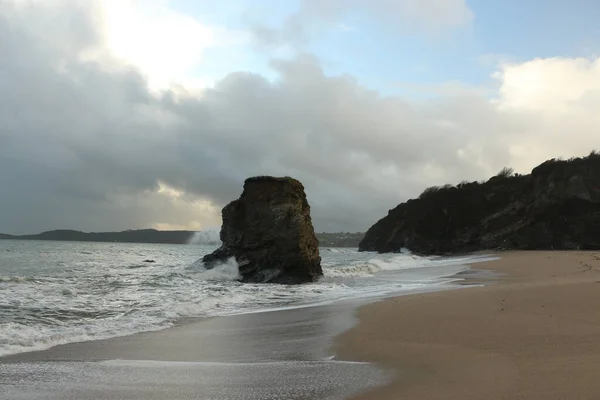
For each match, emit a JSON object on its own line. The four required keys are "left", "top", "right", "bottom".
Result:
{"left": 495, "top": 57, "right": 600, "bottom": 112}
{"left": 96, "top": 0, "right": 248, "bottom": 90}
{"left": 492, "top": 57, "right": 600, "bottom": 171}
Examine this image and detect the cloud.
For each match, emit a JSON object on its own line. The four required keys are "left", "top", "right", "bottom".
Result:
{"left": 336, "top": 23, "right": 355, "bottom": 32}
{"left": 248, "top": 0, "right": 474, "bottom": 48}
{"left": 495, "top": 57, "right": 600, "bottom": 112}
{"left": 300, "top": 0, "right": 474, "bottom": 33}
{"left": 99, "top": 0, "right": 248, "bottom": 90}
{"left": 493, "top": 57, "right": 600, "bottom": 166}
{"left": 0, "top": 0, "right": 599, "bottom": 235}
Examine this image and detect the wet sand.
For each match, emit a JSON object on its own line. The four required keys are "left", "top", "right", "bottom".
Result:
{"left": 337, "top": 251, "right": 600, "bottom": 400}
{"left": 0, "top": 299, "right": 391, "bottom": 400}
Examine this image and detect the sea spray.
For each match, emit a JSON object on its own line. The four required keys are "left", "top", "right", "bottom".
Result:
{"left": 187, "top": 229, "right": 221, "bottom": 246}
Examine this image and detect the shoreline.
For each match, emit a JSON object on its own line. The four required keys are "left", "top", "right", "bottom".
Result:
{"left": 0, "top": 253, "right": 490, "bottom": 399}
{"left": 335, "top": 250, "right": 600, "bottom": 399}
{"left": 0, "top": 252, "right": 491, "bottom": 361}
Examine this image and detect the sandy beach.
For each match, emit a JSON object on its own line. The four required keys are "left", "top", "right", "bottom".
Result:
{"left": 336, "top": 251, "right": 600, "bottom": 399}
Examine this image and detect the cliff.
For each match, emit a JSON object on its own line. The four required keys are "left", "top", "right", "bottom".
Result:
{"left": 359, "top": 152, "right": 600, "bottom": 255}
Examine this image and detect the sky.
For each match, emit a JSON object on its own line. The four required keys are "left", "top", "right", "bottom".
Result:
{"left": 0, "top": 0, "right": 599, "bottom": 234}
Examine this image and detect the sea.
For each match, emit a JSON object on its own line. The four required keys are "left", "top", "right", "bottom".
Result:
{"left": 0, "top": 238, "right": 495, "bottom": 358}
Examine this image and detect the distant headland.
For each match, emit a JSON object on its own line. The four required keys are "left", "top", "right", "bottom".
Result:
{"left": 0, "top": 229, "right": 365, "bottom": 248}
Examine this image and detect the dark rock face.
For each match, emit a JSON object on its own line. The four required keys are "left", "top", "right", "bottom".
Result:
{"left": 360, "top": 152, "right": 600, "bottom": 255}
{"left": 202, "top": 176, "right": 322, "bottom": 284}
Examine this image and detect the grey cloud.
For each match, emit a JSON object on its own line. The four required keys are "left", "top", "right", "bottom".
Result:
{"left": 299, "top": 0, "right": 474, "bottom": 31}
{"left": 0, "top": 1, "right": 596, "bottom": 235}
{"left": 248, "top": 15, "right": 307, "bottom": 49}
{"left": 249, "top": 0, "right": 474, "bottom": 49}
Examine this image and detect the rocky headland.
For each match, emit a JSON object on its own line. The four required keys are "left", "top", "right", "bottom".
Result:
{"left": 360, "top": 152, "right": 600, "bottom": 255}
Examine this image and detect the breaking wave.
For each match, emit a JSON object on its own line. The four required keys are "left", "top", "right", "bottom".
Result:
{"left": 189, "top": 257, "right": 241, "bottom": 281}
{"left": 0, "top": 241, "right": 494, "bottom": 357}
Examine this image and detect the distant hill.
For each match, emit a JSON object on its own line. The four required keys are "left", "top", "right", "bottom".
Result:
{"left": 0, "top": 229, "right": 195, "bottom": 244}
{"left": 0, "top": 229, "right": 364, "bottom": 247}
{"left": 316, "top": 232, "right": 365, "bottom": 248}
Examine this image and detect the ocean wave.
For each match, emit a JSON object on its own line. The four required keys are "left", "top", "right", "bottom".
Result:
{"left": 0, "top": 241, "right": 489, "bottom": 357}
{"left": 323, "top": 253, "right": 427, "bottom": 277}
{"left": 192, "top": 257, "right": 241, "bottom": 281}
{"left": 0, "top": 276, "right": 42, "bottom": 284}
{"left": 323, "top": 248, "right": 358, "bottom": 253}
{"left": 0, "top": 282, "right": 349, "bottom": 357}
{"left": 0, "top": 318, "right": 172, "bottom": 357}
{"left": 323, "top": 263, "right": 383, "bottom": 277}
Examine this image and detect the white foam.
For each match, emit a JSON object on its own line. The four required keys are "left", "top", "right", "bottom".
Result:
{"left": 194, "top": 257, "right": 241, "bottom": 281}
{"left": 323, "top": 254, "right": 426, "bottom": 278}
{"left": 324, "top": 253, "right": 499, "bottom": 278}
{"left": 323, "top": 263, "right": 383, "bottom": 277}
{"left": 0, "top": 318, "right": 173, "bottom": 357}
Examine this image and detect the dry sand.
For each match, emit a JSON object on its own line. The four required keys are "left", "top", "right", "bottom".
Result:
{"left": 336, "top": 251, "right": 600, "bottom": 400}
